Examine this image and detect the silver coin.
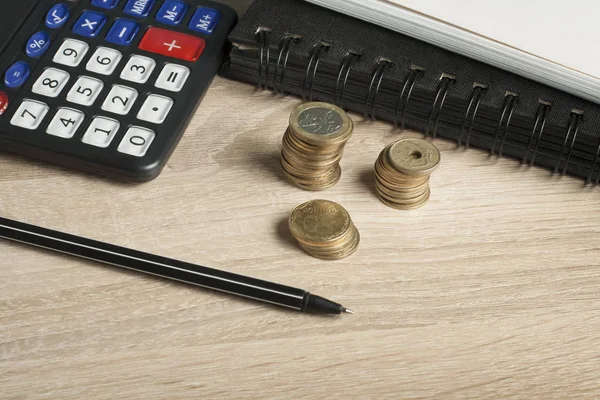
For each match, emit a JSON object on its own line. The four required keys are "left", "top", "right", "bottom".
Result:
{"left": 297, "top": 107, "right": 344, "bottom": 135}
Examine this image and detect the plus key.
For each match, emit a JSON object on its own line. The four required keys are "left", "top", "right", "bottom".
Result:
{"left": 138, "top": 28, "right": 206, "bottom": 62}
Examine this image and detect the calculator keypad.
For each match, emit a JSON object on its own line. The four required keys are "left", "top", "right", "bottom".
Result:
{"left": 4, "top": 62, "right": 31, "bottom": 88}
{"left": 32, "top": 68, "right": 71, "bottom": 98}
{"left": 101, "top": 85, "right": 138, "bottom": 115}
{"left": 120, "top": 55, "right": 156, "bottom": 83}
{"left": 118, "top": 126, "right": 156, "bottom": 157}
{"left": 157, "top": 1, "right": 189, "bottom": 25}
{"left": 46, "top": 4, "right": 70, "bottom": 29}
{"left": 67, "top": 76, "right": 104, "bottom": 106}
{"left": 124, "top": 0, "right": 156, "bottom": 18}
{"left": 138, "top": 27, "right": 205, "bottom": 61}
{"left": 86, "top": 47, "right": 123, "bottom": 75}
{"left": 1, "top": 0, "right": 234, "bottom": 181}
{"left": 53, "top": 39, "right": 90, "bottom": 67}
{"left": 106, "top": 19, "right": 140, "bottom": 46}
{"left": 46, "top": 108, "right": 85, "bottom": 138}
{"left": 137, "top": 94, "right": 173, "bottom": 124}
{"left": 82, "top": 116, "right": 120, "bottom": 147}
{"left": 11, "top": 100, "right": 50, "bottom": 130}
{"left": 189, "top": 7, "right": 220, "bottom": 34}
{"left": 91, "top": 0, "right": 120, "bottom": 10}
{"left": 73, "top": 11, "right": 107, "bottom": 38}
{"left": 155, "top": 63, "right": 189, "bottom": 92}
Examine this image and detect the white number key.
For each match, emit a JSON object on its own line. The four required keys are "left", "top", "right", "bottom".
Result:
{"left": 46, "top": 108, "right": 85, "bottom": 138}
{"left": 155, "top": 64, "right": 189, "bottom": 92}
{"left": 67, "top": 76, "right": 104, "bottom": 106}
{"left": 137, "top": 94, "right": 173, "bottom": 124}
{"left": 10, "top": 99, "right": 50, "bottom": 130}
{"left": 101, "top": 85, "right": 138, "bottom": 115}
{"left": 120, "top": 55, "right": 156, "bottom": 84}
{"left": 86, "top": 47, "right": 123, "bottom": 75}
{"left": 32, "top": 68, "right": 70, "bottom": 98}
{"left": 82, "top": 117, "right": 120, "bottom": 148}
{"left": 53, "top": 39, "right": 89, "bottom": 67}
{"left": 118, "top": 126, "right": 156, "bottom": 157}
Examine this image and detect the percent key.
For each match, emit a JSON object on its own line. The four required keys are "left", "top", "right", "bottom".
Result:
{"left": 26, "top": 32, "right": 51, "bottom": 58}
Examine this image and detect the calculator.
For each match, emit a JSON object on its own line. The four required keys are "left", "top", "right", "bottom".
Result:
{"left": 0, "top": 0, "right": 237, "bottom": 181}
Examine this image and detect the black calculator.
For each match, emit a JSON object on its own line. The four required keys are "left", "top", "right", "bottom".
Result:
{"left": 0, "top": 0, "right": 237, "bottom": 181}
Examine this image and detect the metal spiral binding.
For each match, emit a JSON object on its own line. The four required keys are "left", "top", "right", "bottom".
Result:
{"left": 334, "top": 51, "right": 361, "bottom": 109}
{"left": 425, "top": 74, "right": 456, "bottom": 138}
{"left": 554, "top": 110, "right": 584, "bottom": 176}
{"left": 587, "top": 141, "right": 600, "bottom": 185}
{"left": 458, "top": 83, "right": 487, "bottom": 148}
{"left": 490, "top": 92, "right": 518, "bottom": 156}
{"left": 393, "top": 66, "right": 425, "bottom": 130}
{"left": 364, "top": 58, "right": 392, "bottom": 121}
{"left": 274, "top": 34, "right": 302, "bottom": 95}
{"left": 302, "top": 41, "right": 331, "bottom": 101}
{"left": 255, "top": 27, "right": 271, "bottom": 90}
{"left": 522, "top": 101, "right": 552, "bottom": 166}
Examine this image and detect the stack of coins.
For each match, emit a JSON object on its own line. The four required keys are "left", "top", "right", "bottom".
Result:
{"left": 289, "top": 200, "right": 360, "bottom": 260}
{"left": 281, "top": 102, "right": 354, "bottom": 191}
{"left": 375, "top": 138, "right": 441, "bottom": 210}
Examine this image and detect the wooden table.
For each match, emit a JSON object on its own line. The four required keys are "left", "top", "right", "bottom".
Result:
{"left": 2, "top": 1, "right": 600, "bottom": 398}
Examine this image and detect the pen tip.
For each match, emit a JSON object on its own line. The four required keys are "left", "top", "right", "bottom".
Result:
{"left": 342, "top": 308, "right": 354, "bottom": 314}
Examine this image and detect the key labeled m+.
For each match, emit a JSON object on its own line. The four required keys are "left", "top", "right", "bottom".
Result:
{"left": 189, "top": 7, "right": 221, "bottom": 34}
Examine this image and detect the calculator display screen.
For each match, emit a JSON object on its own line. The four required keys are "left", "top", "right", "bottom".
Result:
{"left": 0, "top": 1, "right": 40, "bottom": 56}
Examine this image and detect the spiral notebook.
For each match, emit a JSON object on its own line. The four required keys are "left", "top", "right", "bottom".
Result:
{"left": 306, "top": 0, "right": 600, "bottom": 105}
{"left": 220, "top": 0, "right": 600, "bottom": 184}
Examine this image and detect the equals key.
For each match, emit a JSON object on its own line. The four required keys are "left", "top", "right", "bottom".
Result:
{"left": 155, "top": 64, "right": 190, "bottom": 92}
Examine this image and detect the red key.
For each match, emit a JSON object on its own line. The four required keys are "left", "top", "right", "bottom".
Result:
{"left": 138, "top": 28, "right": 206, "bottom": 62}
{"left": 0, "top": 92, "right": 8, "bottom": 116}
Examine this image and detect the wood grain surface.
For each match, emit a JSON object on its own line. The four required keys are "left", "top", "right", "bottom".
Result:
{"left": 2, "top": 1, "right": 600, "bottom": 398}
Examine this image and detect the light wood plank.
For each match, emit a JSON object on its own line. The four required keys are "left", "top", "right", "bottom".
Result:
{"left": 2, "top": 1, "right": 600, "bottom": 398}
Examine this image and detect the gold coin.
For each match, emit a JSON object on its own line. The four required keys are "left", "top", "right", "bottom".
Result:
{"left": 289, "top": 200, "right": 352, "bottom": 244}
{"left": 289, "top": 102, "right": 353, "bottom": 146}
{"left": 281, "top": 103, "right": 353, "bottom": 191}
{"left": 305, "top": 228, "right": 360, "bottom": 260}
{"left": 388, "top": 138, "right": 441, "bottom": 176}
{"left": 283, "top": 166, "right": 341, "bottom": 191}
{"left": 377, "top": 188, "right": 431, "bottom": 210}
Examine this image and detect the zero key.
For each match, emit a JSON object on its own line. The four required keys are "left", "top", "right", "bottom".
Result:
{"left": 138, "top": 27, "right": 205, "bottom": 62}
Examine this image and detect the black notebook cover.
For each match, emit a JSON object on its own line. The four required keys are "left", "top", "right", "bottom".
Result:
{"left": 220, "top": 0, "right": 600, "bottom": 183}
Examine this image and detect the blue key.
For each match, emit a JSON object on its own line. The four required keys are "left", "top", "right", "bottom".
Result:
{"left": 25, "top": 32, "right": 51, "bottom": 58}
{"left": 91, "top": 0, "right": 120, "bottom": 9}
{"left": 73, "top": 11, "right": 107, "bottom": 37}
{"left": 156, "top": 0, "right": 188, "bottom": 25}
{"left": 4, "top": 62, "right": 30, "bottom": 88}
{"left": 46, "top": 4, "right": 70, "bottom": 29}
{"left": 124, "top": 0, "right": 156, "bottom": 18}
{"left": 189, "top": 7, "right": 220, "bottom": 34}
{"left": 106, "top": 19, "right": 140, "bottom": 45}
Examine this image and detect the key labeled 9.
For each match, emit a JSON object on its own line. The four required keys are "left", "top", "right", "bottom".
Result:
{"left": 53, "top": 39, "right": 90, "bottom": 67}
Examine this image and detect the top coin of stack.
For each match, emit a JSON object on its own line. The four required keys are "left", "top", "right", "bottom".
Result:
{"left": 281, "top": 102, "right": 354, "bottom": 191}
{"left": 289, "top": 199, "right": 360, "bottom": 260}
{"left": 375, "top": 138, "right": 441, "bottom": 210}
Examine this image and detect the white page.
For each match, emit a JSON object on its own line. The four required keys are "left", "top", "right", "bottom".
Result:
{"left": 391, "top": 0, "right": 600, "bottom": 79}
{"left": 307, "top": 0, "right": 600, "bottom": 103}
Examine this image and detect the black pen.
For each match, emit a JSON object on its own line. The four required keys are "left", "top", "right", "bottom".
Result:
{"left": 0, "top": 217, "right": 353, "bottom": 315}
